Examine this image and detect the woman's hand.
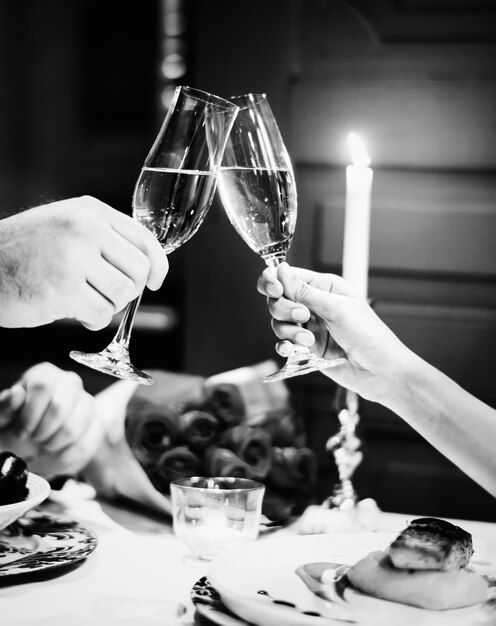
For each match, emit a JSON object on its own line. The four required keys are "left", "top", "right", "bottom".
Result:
{"left": 257, "top": 263, "right": 412, "bottom": 403}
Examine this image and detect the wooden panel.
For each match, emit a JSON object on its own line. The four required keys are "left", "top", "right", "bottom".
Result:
{"left": 291, "top": 79, "right": 496, "bottom": 169}
{"left": 346, "top": 0, "right": 496, "bottom": 43}
{"left": 295, "top": 167, "right": 496, "bottom": 277}
{"left": 289, "top": 0, "right": 496, "bottom": 169}
{"left": 290, "top": 166, "right": 496, "bottom": 312}
{"left": 376, "top": 301, "right": 496, "bottom": 404}
{"left": 299, "top": 1, "right": 496, "bottom": 69}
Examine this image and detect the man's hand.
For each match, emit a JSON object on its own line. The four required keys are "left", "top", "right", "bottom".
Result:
{"left": 0, "top": 196, "right": 168, "bottom": 330}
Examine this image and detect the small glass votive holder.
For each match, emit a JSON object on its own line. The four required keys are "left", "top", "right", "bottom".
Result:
{"left": 170, "top": 476, "right": 265, "bottom": 561}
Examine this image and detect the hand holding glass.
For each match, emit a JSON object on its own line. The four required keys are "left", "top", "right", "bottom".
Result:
{"left": 217, "top": 93, "right": 346, "bottom": 382}
{"left": 70, "top": 87, "right": 238, "bottom": 384}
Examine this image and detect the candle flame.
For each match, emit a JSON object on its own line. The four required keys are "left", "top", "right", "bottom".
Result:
{"left": 348, "top": 133, "right": 371, "bottom": 167}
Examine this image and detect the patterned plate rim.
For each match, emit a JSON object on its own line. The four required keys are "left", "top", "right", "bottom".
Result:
{"left": 0, "top": 509, "right": 98, "bottom": 578}
{"left": 191, "top": 576, "right": 254, "bottom": 625}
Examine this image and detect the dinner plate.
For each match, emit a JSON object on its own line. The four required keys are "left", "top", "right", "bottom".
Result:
{"left": 0, "top": 509, "right": 98, "bottom": 578}
{"left": 191, "top": 576, "right": 252, "bottom": 626}
{"left": 207, "top": 532, "right": 496, "bottom": 626}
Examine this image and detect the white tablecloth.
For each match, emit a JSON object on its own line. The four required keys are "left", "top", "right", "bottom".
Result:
{"left": 1, "top": 491, "right": 495, "bottom": 625}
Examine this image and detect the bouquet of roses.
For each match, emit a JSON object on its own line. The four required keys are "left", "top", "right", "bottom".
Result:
{"left": 84, "top": 361, "right": 318, "bottom": 521}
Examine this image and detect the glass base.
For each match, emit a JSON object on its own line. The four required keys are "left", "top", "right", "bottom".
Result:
{"left": 69, "top": 346, "right": 153, "bottom": 385}
{"left": 263, "top": 349, "right": 347, "bottom": 383}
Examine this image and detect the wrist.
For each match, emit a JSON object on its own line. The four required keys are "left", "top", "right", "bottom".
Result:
{"left": 379, "top": 347, "right": 426, "bottom": 413}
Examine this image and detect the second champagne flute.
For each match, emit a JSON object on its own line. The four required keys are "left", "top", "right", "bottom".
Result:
{"left": 217, "top": 93, "right": 346, "bottom": 382}
{"left": 70, "top": 86, "right": 239, "bottom": 385}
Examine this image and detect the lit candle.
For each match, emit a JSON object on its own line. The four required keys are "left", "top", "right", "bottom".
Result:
{"left": 342, "top": 133, "right": 373, "bottom": 299}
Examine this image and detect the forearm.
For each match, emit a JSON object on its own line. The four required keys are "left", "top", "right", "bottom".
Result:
{"left": 383, "top": 352, "right": 496, "bottom": 497}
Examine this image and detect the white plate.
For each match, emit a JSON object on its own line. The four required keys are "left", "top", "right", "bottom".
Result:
{"left": 208, "top": 532, "right": 496, "bottom": 626}
{"left": 0, "top": 472, "right": 51, "bottom": 530}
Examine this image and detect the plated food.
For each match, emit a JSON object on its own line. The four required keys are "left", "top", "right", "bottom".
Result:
{"left": 347, "top": 517, "right": 489, "bottom": 610}
{"left": 0, "top": 451, "right": 29, "bottom": 505}
{"left": 0, "top": 452, "right": 50, "bottom": 531}
{"left": 208, "top": 528, "right": 495, "bottom": 626}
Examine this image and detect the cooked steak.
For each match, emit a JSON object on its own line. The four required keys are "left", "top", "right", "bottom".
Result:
{"left": 387, "top": 517, "right": 473, "bottom": 571}
{"left": 347, "top": 549, "right": 487, "bottom": 610}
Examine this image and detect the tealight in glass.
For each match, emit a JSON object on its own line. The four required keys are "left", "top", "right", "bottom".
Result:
{"left": 170, "top": 476, "right": 265, "bottom": 561}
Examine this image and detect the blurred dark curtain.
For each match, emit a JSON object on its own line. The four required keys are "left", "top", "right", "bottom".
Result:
{"left": 0, "top": 0, "right": 190, "bottom": 392}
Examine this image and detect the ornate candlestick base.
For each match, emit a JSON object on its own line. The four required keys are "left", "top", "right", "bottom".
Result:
{"left": 294, "top": 384, "right": 382, "bottom": 534}
{"left": 324, "top": 386, "right": 363, "bottom": 511}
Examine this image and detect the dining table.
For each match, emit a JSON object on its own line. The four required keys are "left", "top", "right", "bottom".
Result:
{"left": 1, "top": 478, "right": 495, "bottom": 626}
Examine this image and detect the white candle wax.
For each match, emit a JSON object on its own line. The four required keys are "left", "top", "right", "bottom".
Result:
{"left": 342, "top": 134, "right": 373, "bottom": 299}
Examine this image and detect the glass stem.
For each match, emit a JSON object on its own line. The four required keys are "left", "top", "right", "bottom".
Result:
{"left": 263, "top": 254, "right": 310, "bottom": 356}
{"left": 264, "top": 253, "right": 285, "bottom": 272}
{"left": 111, "top": 293, "right": 143, "bottom": 350}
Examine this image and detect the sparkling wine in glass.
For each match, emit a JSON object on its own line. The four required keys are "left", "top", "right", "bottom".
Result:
{"left": 70, "top": 86, "right": 239, "bottom": 385}
{"left": 217, "top": 93, "right": 346, "bottom": 382}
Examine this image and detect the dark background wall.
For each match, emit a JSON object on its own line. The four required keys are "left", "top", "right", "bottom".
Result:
{"left": 186, "top": 0, "right": 496, "bottom": 521}
{"left": 0, "top": 0, "right": 495, "bottom": 520}
{"left": 0, "top": 0, "right": 184, "bottom": 386}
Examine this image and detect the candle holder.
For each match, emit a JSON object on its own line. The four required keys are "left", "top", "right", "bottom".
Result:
{"left": 323, "top": 385, "right": 363, "bottom": 511}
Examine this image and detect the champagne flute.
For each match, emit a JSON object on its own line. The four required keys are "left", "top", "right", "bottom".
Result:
{"left": 217, "top": 93, "right": 346, "bottom": 382}
{"left": 70, "top": 86, "right": 239, "bottom": 385}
